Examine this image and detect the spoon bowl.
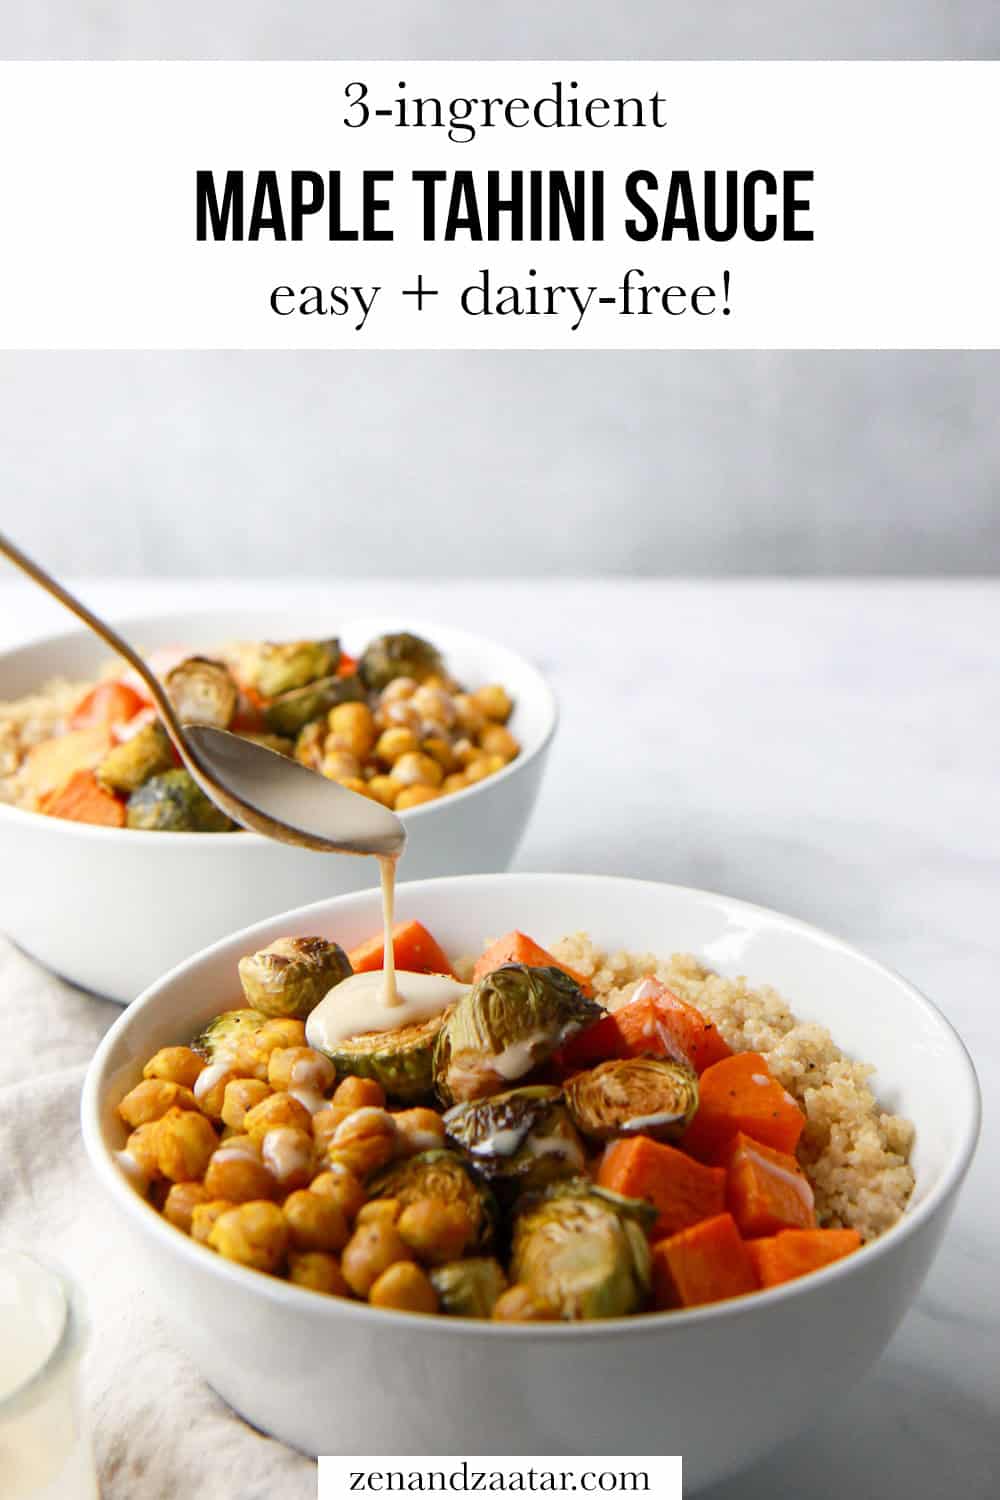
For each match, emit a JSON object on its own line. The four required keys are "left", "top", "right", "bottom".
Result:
{"left": 183, "top": 726, "right": 405, "bottom": 857}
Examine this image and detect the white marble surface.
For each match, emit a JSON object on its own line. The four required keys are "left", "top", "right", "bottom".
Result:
{"left": 0, "top": 577, "right": 996, "bottom": 1496}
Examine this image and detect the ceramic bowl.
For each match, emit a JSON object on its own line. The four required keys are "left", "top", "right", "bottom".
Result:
{"left": 0, "top": 612, "right": 556, "bottom": 1002}
{"left": 81, "top": 873, "right": 979, "bottom": 1489}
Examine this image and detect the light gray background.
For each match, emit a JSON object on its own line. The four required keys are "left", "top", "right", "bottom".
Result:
{"left": 3, "top": 1, "right": 998, "bottom": 60}
{"left": 2, "top": 8, "right": 997, "bottom": 575}
{"left": 0, "top": 352, "right": 997, "bottom": 576}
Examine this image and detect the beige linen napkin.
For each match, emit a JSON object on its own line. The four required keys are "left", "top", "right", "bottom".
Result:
{"left": 0, "top": 936, "right": 315, "bottom": 1500}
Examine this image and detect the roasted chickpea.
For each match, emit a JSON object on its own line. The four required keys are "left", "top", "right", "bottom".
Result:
{"left": 118, "top": 1079, "right": 197, "bottom": 1129}
{"left": 227, "top": 1037, "right": 269, "bottom": 1081}
{"left": 231, "top": 1018, "right": 308, "bottom": 1080}
{"left": 392, "top": 1108, "right": 446, "bottom": 1156}
{"left": 163, "top": 1181, "right": 210, "bottom": 1234}
{"left": 379, "top": 676, "right": 417, "bottom": 704}
{"left": 452, "top": 693, "right": 487, "bottom": 738}
{"left": 193, "top": 1067, "right": 240, "bottom": 1121}
{"left": 332, "top": 1076, "right": 386, "bottom": 1111}
{"left": 260, "top": 1125, "right": 315, "bottom": 1192}
{"left": 395, "top": 785, "right": 441, "bottom": 810}
{"left": 440, "top": 773, "right": 469, "bottom": 797}
{"left": 391, "top": 752, "right": 444, "bottom": 789}
{"left": 268, "top": 1046, "right": 335, "bottom": 1095}
{"left": 310, "top": 1164, "right": 367, "bottom": 1221}
{"left": 492, "top": 1285, "right": 557, "bottom": 1322}
{"left": 366, "top": 774, "right": 401, "bottom": 809}
{"left": 156, "top": 1106, "right": 219, "bottom": 1182}
{"left": 312, "top": 1105, "right": 354, "bottom": 1152}
{"left": 369, "top": 1262, "right": 439, "bottom": 1314}
{"left": 142, "top": 1046, "right": 206, "bottom": 1090}
{"left": 204, "top": 1139, "right": 277, "bottom": 1203}
{"left": 288, "top": 1251, "right": 351, "bottom": 1296}
{"left": 356, "top": 1198, "right": 401, "bottom": 1226}
{"left": 397, "top": 1199, "right": 475, "bottom": 1266}
{"left": 244, "top": 1090, "right": 312, "bottom": 1143}
{"left": 191, "top": 1199, "right": 235, "bottom": 1245}
{"left": 208, "top": 1200, "right": 289, "bottom": 1273}
{"left": 123, "top": 1122, "right": 162, "bottom": 1182}
{"left": 321, "top": 748, "right": 363, "bottom": 783}
{"left": 421, "top": 736, "right": 455, "bottom": 772}
{"left": 220, "top": 1078, "right": 272, "bottom": 1131}
{"left": 410, "top": 685, "right": 456, "bottom": 729}
{"left": 329, "top": 1106, "right": 398, "bottom": 1178}
{"left": 283, "top": 1189, "right": 350, "bottom": 1252}
{"left": 464, "top": 754, "right": 505, "bottom": 784}
{"left": 451, "top": 739, "right": 480, "bottom": 769}
{"left": 340, "top": 1219, "right": 414, "bottom": 1297}
{"left": 473, "top": 684, "right": 513, "bottom": 723}
{"left": 478, "top": 724, "right": 520, "bottom": 761}
{"left": 295, "top": 719, "right": 326, "bottom": 771}
{"left": 379, "top": 700, "right": 422, "bottom": 735}
{"left": 214, "top": 1129, "right": 259, "bottom": 1156}
{"left": 256, "top": 1017, "right": 308, "bottom": 1052}
{"left": 328, "top": 701, "right": 377, "bottom": 760}
{"left": 374, "top": 726, "right": 419, "bottom": 764}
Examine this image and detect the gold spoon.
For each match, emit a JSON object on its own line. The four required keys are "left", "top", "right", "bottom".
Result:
{"left": 0, "top": 532, "right": 406, "bottom": 858}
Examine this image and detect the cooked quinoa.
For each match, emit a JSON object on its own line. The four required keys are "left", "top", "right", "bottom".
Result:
{"left": 0, "top": 677, "right": 94, "bottom": 809}
{"left": 539, "top": 933, "right": 915, "bottom": 1241}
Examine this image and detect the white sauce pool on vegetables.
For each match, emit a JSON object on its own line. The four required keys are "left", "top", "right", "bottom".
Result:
{"left": 306, "top": 969, "right": 470, "bottom": 1050}
{"left": 489, "top": 1030, "right": 551, "bottom": 1082}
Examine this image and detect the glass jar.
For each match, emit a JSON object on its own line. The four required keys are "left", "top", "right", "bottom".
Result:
{"left": 0, "top": 1250, "right": 99, "bottom": 1500}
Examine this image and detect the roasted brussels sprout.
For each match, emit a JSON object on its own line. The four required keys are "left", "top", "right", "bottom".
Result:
{"left": 434, "top": 964, "right": 602, "bottom": 1106}
{"left": 443, "top": 1086, "right": 585, "bottom": 1189}
{"left": 359, "top": 632, "right": 444, "bottom": 692}
{"left": 263, "top": 673, "right": 365, "bottom": 737}
{"left": 430, "top": 1258, "right": 508, "bottom": 1318}
{"left": 97, "top": 720, "right": 174, "bottom": 794}
{"left": 192, "top": 1008, "right": 269, "bottom": 1064}
{"left": 125, "top": 769, "right": 235, "bottom": 831}
{"left": 165, "top": 656, "right": 238, "bottom": 729}
{"left": 238, "top": 936, "right": 352, "bottom": 1020}
{"left": 564, "top": 1057, "right": 699, "bottom": 1143}
{"left": 248, "top": 639, "right": 340, "bottom": 699}
{"left": 322, "top": 1011, "right": 451, "bottom": 1103}
{"left": 511, "top": 1179, "right": 654, "bottom": 1320}
{"left": 368, "top": 1150, "right": 496, "bottom": 1250}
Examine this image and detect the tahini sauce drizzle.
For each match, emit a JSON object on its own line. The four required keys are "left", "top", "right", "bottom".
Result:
{"left": 305, "top": 850, "right": 469, "bottom": 1052}
{"left": 378, "top": 852, "right": 400, "bottom": 1008}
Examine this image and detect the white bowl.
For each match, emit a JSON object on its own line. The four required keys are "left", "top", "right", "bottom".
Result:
{"left": 81, "top": 873, "right": 979, "bottom": 1489}
{"left": 0, "top": 611, "right": 556, "bottom": 1002}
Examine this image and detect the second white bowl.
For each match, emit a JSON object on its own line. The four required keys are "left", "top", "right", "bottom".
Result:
{"left": 0, "top": 611, "right": 556, "bottom": 1001}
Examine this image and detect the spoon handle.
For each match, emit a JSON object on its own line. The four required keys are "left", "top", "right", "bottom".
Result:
{"left": 0, "top": 530, "right": 189, "bottom": 752}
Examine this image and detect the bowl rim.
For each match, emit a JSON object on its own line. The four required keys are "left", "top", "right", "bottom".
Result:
{"left": 0, "top": 610, "right": 558, "bottom": 848}
{"left": 80, "top": 871, "right": 981, "bottom": 1340}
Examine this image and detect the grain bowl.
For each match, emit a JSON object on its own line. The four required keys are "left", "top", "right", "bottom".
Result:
{"left": 81, "top": 873, "right": 979, "bottom": 1488}
{"left": 0, "top": 613, "right": 556, "bottom": 1001}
